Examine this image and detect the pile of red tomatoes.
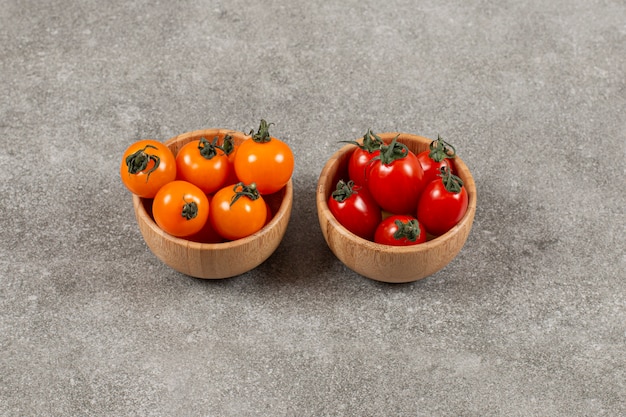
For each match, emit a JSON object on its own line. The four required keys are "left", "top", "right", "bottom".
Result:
{"left": 328, "top": 130, "right": 469, "bottom": 246}
{"left": 120, "top": 120, "right": 294, "bottom": 242}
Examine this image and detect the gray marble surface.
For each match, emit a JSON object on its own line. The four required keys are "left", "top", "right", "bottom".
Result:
{"left": 1, "top": 0, "right": 624, "bottom": 415}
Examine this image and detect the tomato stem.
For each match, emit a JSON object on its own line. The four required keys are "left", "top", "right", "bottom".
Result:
{"left": 438, "top": 166, "right": 464, "bottom": 193}
{"left": 230, "top": 182, "right": 261, "bottom": 206}
{"left": 428, "top": 134, "right": 456, "bottom": 162}
{"left": 249, "top": 119, "right": 274, "bottom": 143}
{"left": 221, "top": 134, "right": 235, "bottom": 156}
{"left": 393, "top": 218, "right": 422, "bottom": 242}
{"left": 181, "top": 198, "right": 199, "bottom": 220}
{"left": 125, "top": 144, "right": 161, "bottom": 182}
{"left": 331, "top": 179, "right": 360, "bottom": 202}
{"left": 198, "top": 136, "right": 225, "bottom": 160}
{"left": 340, "top": 128, "right": 384, "bottom": 153}
{"left": 374, "top": 134, "right": 408, "bottom": 165}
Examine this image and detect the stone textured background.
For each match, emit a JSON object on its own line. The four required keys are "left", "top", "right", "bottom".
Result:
{"left": 1, "top": 0, "right": 624, "bottom": 415}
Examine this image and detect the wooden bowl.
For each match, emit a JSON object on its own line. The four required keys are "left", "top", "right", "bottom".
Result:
{"left": 132, "top": 129, "right": 293, "bottom": 279}
{"left": 316, "top": 132, "right": 477, "bottom": 283}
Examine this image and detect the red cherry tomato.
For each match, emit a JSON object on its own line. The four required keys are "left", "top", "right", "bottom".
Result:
{"left": 345, "top": 129, "right": 383, "bottom": 185}
{"left": 417, "top": 166, "right": 468, "bottom": 236}
{"left": 120, "top": 139, "right": 176, "bottom": 198}
{"left": 209, "top": 182, "right": 268, "bottom": 240}
{"left": 374, "top": 214, "right": 427, "bottom": 246}
{"left": 328, "top": 179, "right": 382, "bottom": 241}
{"left": 152, "top": 180, "right": 210, "bottom": 237}
{"left": 417, "top": 134, "right": 457, "bottom": 185}
{"left": 234, "top": 120, "right": 294, "bottom": 195}
{"left": 175, "top": 136, "right": 229, "bottom": 194}
{"left": 366, "top": 135, "right": 426, "bottom": 215}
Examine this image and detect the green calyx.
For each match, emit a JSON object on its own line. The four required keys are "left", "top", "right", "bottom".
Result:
{"left": 331, "top": 179, "right": 359, "bottom": 203}
{"left": 230, "top": 182, "right": 261, "bottom": 206}
{"left": 198, "top": 136, "right": 225, "bottom": 160}
{"left": 393, "top": 218, "right": 422, "bottom": 242}
{"left": 220, "top": 134, "right": 235, "bottom": 156}
{"left": 340, "top": 128, "right": 384, "bottom": 153}
{"left": 438, "top": 165, "right": 464, "bottom": 194}
{"left": 125, "top": 144, "right": 160, "bottom": 182}
{"left": 428, "top": 134, "right": 456, "bottom": 162}
{"left": 249, "top": 119, "right": 274, "bottom": 143}
{"left": 181, "top": 198, "right": 199, "bottom": 220}
{"left": 374, "top": 134, "right": 409, "bottom": 165}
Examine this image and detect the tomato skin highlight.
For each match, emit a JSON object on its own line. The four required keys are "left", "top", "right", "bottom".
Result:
{"left": 209, "top": 183, "right": 268, "bottom": 240}
{"left": 417, "top": 177, "right": 468, "bottom": 236}
{"left": 367, "top": 149, "right": 425, "bottom": 215}
{"left": 120, "top": 139, "right": 176, "bottom": 198}
{"left": 234, "top": 138, "right": 294, "bottom": 195}
{"left": 374, "top": 214, "right": 427, "bottom": 246}
{"left": 328, "top": 180, "right": 382, "bottom": 241}
{"left": 152, "top": 180, "right": 210, "bottom": 238}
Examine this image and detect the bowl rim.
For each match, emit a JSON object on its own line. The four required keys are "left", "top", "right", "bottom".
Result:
{"left": 132, "top": 128, "right": 294, "bottom": 252}
{"left": 316, "top": 132, "right": 477, "bottom": 253}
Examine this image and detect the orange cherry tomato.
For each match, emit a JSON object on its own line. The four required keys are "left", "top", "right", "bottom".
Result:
{"left": 152, "top": 180, "right": 210, "bottom": 237}
{"left": 264, "top": 200, "right": 273, "bottom": 226}
{"left": 187, "top": 195, "right": 224, "bottom": 243}
{"left": 176, "top": 137, "right": 229, "bottom": 194}
{"left": 186, "top": 218, "right": 224, "bottom": 243}
{"left": 234, "top": 120, "right": 294, "bottom": 195}
{"left": 120, "top": 139, "right": 176, "bottom": 198}
{"left": 209, "top": 182, "right": 267, "bottom": 240}
{"left": 217, "top": 133, "right": 240, "bottom": 186}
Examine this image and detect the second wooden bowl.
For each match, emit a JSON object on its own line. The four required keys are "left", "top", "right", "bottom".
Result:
{"left": 316, "top": 132, "right": 476, "bottom": 283}
{"left": 132, "top": 129, "right": 293, "bottom": 279}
